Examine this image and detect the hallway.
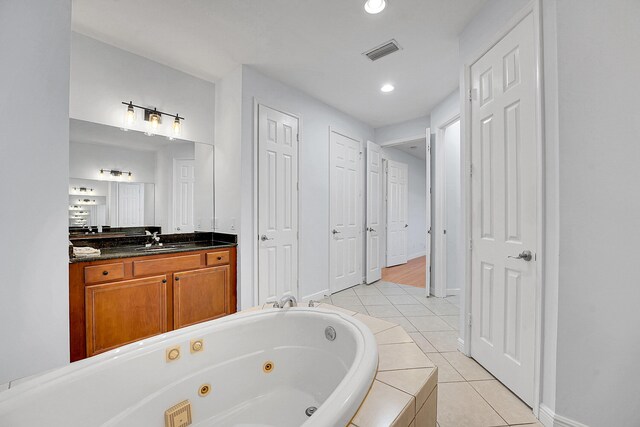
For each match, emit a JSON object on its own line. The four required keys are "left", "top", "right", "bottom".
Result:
{"left": 381, "top": 256, "right": 427, "bottom": 288}
{"left": 323, "top": 281, "right": 541, "bottom": 427}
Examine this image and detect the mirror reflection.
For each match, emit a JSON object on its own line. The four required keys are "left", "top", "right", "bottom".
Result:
{"left": 69, "top": 119, "right": 214, "bottom": 235}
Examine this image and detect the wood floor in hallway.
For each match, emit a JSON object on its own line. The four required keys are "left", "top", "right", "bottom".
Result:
{"left": 382, "top": 255, "right": 426, "bottom": 288}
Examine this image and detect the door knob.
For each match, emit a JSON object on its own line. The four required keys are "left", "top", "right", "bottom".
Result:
{"left": 508, "top": 250, "right": 533, "bottom": 261}
{"left": 260, "top": 235, "right": 273, "bottom": 241}
{"left": 332, "top": 229, "right": 341, "bottom": 235}
{"left": 405, "top": 224, "right": 408, "bottom": 228}
{"left": 367, "top": 227, "right": 376, "bottom": 232}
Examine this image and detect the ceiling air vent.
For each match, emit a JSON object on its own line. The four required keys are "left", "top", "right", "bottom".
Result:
{"left": 363, "top": 39, "right": 402, "bottom": 61}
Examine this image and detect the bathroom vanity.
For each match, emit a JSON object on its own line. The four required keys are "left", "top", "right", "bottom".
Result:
{"left": 69, "top": 233, "right": 237, "bottom": 362}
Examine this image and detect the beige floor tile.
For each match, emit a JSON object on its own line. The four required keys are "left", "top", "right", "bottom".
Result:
{"left": 415, "top": 386, "right": 437, "bottom": 427}
{"left": 403, "top": 286, "right": 427, "bottom": 296}
{"left": 379, "top": 316, "right": 418, "bottom": 332}
{"left": 352, "top": 380, "right": 415, "bottom": 427}
{"left": 332, "top": 295, "right": 363, "bottom": 306}
{"left": 377, "top": 367, "right": 437, "bottom": 410}
{"left": 421, "top": 331, "right": 459, "bottom": 352}
{"left": 376, "top": 326, "right": 414, "bottom": 345}
{"left": 354, "top": 285, "right": 384, "bottom": 296}
{"left": 395, "top": 304, "right": 435, "bottom": 316}
{"left": 469, "top": 380, "right": 538, "bottom": 425}
{"left": 441, "top": 352, "right": 493, "bottom": 381}
{"left": 354, "top": 313, "right": 397, "bottom": 334}
{"left": 367, "top": 304, "right": 403, "bottom": 317}
{"left": 408, "top": 332, "right": 438, "bottom": 353}
{"left": 380, "top": 287, "right": 410, "bottom": 296}
{"left": 439, "top": 315, "right": 459, "bottom": 330}
{"left": 387, "top": 294, "right": 423, "bottom": 305}
{"left": 437, "top": 382, "right": 507, "bottom": 427}
{"left": 360, "top": 295, "right": 392, "bottom": 305}
{"left": 318, "top": 303, "right": 357, "bottom": 316}
{"left": 334, "top": 287, "right": 357, "bottom": 296}
{"left": 378, "top": 343, "right": 435, "bottom": 371}
{"left": 374, "top": 281, "right": 400, "bottom": 288}
{"left": 407, "top": 316, "right": 454, "bottom": 332}
{"left": 424, "top": 353, "right": 465, "bottom": 383}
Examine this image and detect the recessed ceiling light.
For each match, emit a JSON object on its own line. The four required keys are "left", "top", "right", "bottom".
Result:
{"left": 364, "top": 0, "right": 386, "bottom": 14}
{"left": 381, "top": 84, "right": 395, "bottom": 93}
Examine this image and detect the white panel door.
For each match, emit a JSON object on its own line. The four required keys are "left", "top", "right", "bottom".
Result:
{"left": 366, "top": 140, "right": 383, "bottom": 284}
{"left": 117, "top": 182, "right": 144, "bottom": 227}
{"left": 330, "top": 130, "right": 362, "bottom": 293}
{"left": 173, "top": 159, "right": 195, "bottom": 233}
{"left": 386, "top": 160, "right": 408, "bottom": 267}
{"left": 257, "top": 105, "right": 298, "bottom": 304}
{"left": 425, "top": 128, "right": 432, "bottom": 295}
{"left": 470, "top": 12, "right": 537, "bottom": 405}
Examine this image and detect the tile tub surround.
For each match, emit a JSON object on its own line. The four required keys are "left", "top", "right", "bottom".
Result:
{"left": 316, "top": 305, "right": 438, "bottom": 427}
{"left": 69, "top": 231, "right": 237, "bottom": 263}
{"left": 325, "top": 282, "right": 541, "bottom": 427}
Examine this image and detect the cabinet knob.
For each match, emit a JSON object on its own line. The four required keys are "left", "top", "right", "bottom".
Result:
{"left": 175, "top": 277, "right": 180, "bottom": 281}
{"left": 162, "top": 279, "right": 167, "bottom": 284}
{"left": 102, "top": 271, "right": 109, "bottom": 276}
{"left": 217, "top": 256, "right": 222, "bottom": 260}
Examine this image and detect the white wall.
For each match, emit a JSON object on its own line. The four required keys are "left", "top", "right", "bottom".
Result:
{"left": 194, "top": 144, "right": 215, "bottom": 231}
{"left": 551, "top": 1, "right": 640, "bottom": 425}
{"left": 0, "top": 0, "right": 71, "bottom": 384}
{"left": 69, "top": 141, "right": 157, "bottom": 183}
{"left": 375, "top": 115, "right": 430, "bottom": 144}
{"left": 382, "top": 148, "right": 427, "bottom": 260}
{"left": 237, "top": 65, "right": 374, "bottom": 307}
{"left": 70, "top": 32, "right": 215, "bottom": 145}
{"left": 213, "top": 66, "right": 243, "bottom": 234}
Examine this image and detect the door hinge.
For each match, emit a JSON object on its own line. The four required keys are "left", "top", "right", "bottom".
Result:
{"left": 469, "top": 239, "right": 473, "bottom": 251}
{"left": 469, "top": 89, "right": 473, "bottom": 102}
{"left": 297, "top": 133, "right": 299, "bottom": 142}
{"left": 469, "top": 163, "right": 473, "bottom": 177}
{"left": 468, "top": 314, "right": 472, "bottom": 327}
{"left": 297, "top": 182, "right": 299, "bottom": 191}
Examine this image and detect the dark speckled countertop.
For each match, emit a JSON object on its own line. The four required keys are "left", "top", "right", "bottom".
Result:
{"left": 69, "top": 232, "right": 237, "bottom": 263}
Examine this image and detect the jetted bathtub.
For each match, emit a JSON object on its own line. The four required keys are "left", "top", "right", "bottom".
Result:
{"left": 0, "top": 306, "right": 378, "bottom": 427}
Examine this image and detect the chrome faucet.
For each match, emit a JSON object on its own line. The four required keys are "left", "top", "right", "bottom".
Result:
{"left": 145, "top": 231, "right": 161, "bottom": 247}
{"left": 277, "top": 295, "right": 297, "bottom": 308}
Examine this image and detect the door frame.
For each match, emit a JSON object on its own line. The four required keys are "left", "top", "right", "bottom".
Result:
{"left": 328, "top": 126, "right": 364, "bottom": 294}
{"left": 252, "top": 99, "right": 302, "bottom": 304}
{"left": 461, "top": 0, "right": 544, "bottom": 415}
{"left": 433, "top": 115, "right": 460, "bottom": 298}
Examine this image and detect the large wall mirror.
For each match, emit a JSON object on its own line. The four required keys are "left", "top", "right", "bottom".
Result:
{"left": 69, "top": 119, "right": 214, "bottom": 235}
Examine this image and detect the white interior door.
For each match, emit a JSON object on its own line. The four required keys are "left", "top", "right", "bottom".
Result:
{"left": 117, "top": 182, "right": 144, "bottom": 227}
{"left": 257, "top": 105, "right": 299, "bottom": 304}
{"left": 366, "top": 140, "right": 383, "bottom": 284}
{"left": 425, "top": 128, "right": 432, "bottom": 295}
{"left": 470, "top": 12, "right": 537, "bottom": 405}
{"left": 386, "top": 160, "right": 408, "bottom": 267}
{"left": 330, "top": 129, "right": 362, "bottom": 293}
{"left": 173, "top": 159, "right": 195, "bottom": 233}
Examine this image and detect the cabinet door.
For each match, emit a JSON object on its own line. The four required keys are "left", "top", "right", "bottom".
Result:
{"left": 85, "top": 275, "right": 168, "bottom": 357}
{"left": 174, "top": 266, "right": 229, "bottom": 329}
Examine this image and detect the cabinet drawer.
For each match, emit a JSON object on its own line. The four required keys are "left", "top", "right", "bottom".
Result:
{"left": 206, "top": 250, "right": 230, "bottom": 266}
{"left": 84, "top": 263, "right": 125, "bottom": 284}
{"left": 133, "top": 254, "right": 201, "bottom": 277}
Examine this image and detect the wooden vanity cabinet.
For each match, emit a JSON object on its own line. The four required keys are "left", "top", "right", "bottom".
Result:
{"left": 69, "top": 246, "right": 237, "bottom": 362}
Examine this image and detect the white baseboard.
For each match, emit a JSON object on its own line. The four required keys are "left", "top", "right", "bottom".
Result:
{"left": 539, "top": 404, "right": 589, "bottom": 427}
{"left": 446, "top": 288, "right": 461, "bottom": 296}
{"left": 301, "top": 289, "right": 330, "bottom": 303}
{"left": 457, "top": 337, "right": 465, "bottom": 353}
{"left": 408, "top": 251, "right": 426, "bottom": 260}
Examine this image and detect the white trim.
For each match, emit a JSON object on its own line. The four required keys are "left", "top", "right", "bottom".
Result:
{"left": 252, "top": 99, "right": 302, "bottom": 304}
{"left": 408, "top": 251, "right": 426, "bottom": 260}
{"left": 539, "top": 404, "right": 589, "bottom": 427}
{"left": 445, "top": 288, "right": 461, "bottom": 296}
{"left": 301, "top": 289, "right": 331, "bottom": 304}
{"left": 461, "top": 0, "right": 545, "bottom": 415}
{"left": 379, "top": 133, "right": 426, "bottom": 147}
{"left": 457, "top": 337, "right": 465, "bottom": 353}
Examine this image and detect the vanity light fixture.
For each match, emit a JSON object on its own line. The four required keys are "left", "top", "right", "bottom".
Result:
{"left": 73, "top": 187, "right": 94, "bottom": 193}
{"left": 121, "top": 101, "right": 185, "bottom": 138}
{"left": 365, "top": 0, "right": 386, "bottom": 14}
{"left": 100, "top": 169, "right": 133, "bottom": 181}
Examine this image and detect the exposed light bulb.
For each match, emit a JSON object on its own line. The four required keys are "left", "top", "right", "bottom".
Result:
{"left": 150, "top": 113, "right": 160, "bottom": 129}
{"left": 125, "top": 102, "right": 135, "bottom": 127}
{"left": 365, "top": 0, "right": 386, "bottom": 14}
{"left": 381, "top": 83, "right": 395, "bottom": 93}
{"left": 173, "top": 116, "right": 181, "bottom": 137}
{"left": 128, "top": 172, "right": 132, "bottom": 181}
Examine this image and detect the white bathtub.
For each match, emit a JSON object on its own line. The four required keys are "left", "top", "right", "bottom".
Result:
{"left": 0, "top": 306, "right": 378, "bottom": 427}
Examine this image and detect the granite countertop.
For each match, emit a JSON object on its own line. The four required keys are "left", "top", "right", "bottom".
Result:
{"left": 69, "top": 232, "right": 237, "bottom": 264}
